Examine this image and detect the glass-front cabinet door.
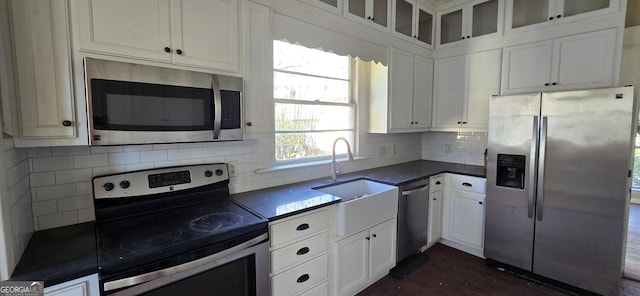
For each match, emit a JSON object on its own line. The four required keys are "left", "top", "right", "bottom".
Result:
{"left": 436, "top": 0, "right": 501, "bottom": 47}
{"left": 345, "top": 0, "right": 390, "bottom": 31}
{"left": 392, "top": 0, "right": 433, "bottom": 48}
{"left": 438, "top": 7, "right": 464, "bottom": 45}
{"left": 505, "top": 0, "right": 617, "bottom": 33}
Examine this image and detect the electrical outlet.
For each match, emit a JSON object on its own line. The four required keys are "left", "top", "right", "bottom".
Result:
{"left": 378, "top": 145, "right": 387, "bottom": 157}
{"left": 445, "top": 144, "right": 452, "bottom": 154}
{"left": 227, "top": 162, "right": 237, "bottom": 176}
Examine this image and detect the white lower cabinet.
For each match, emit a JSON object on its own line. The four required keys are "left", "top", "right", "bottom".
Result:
{"left": 334, "top": 218, "right": 396, "bottom": 296}
{"left": 441, "top": 174, "right": 486, "bottom": 258}
{"left": 44, "top": 274, "right": 99, "bottom": 296}
{"left": 427, "top": 174, "right": 444, "bottom": 247}
{"left": 269, "top": 207, "right": 332, "bottom": 296}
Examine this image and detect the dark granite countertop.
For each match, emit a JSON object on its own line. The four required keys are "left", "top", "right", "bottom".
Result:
{"left": 232, "top": 160, "right": 485, "bottom": 221}
{"left": 10, "top": 222, "right": 97, "bottom": 287}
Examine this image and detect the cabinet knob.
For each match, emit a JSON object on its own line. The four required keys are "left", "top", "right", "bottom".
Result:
{"left": 414, "top": 35, "right": 418, "bottom": 38}
{"left": 62, "top": 120, "right": 72, "bottom": 127}
{"left": 372, "top": 234, "right": 377, "bottom": 238}
{"left": 457, "top": 121, "right": 462, "bottom": 124}
{"left": 461, "top": 36, "right": 466, "bottom": 40}
{"left": 296, "top": 223, "right": 309, "bottom": 231}
{"left": 549, "top": 16, "right": 554, "bottom": 20}
{"left": 462, "top": 121, "right": 467, "bottom": 124}
{"left": 467, "top": 35, "right": 470, "bottom": 39}
{"left": 479, "top": 201, "right": 483, "bottom": 205}
{"left": 433, "top": 198, "right": 437, "bottom": 200}
{"left": 556, "top": 14, "right": 562, "bottom": 19}
{"left": 164, "top": 47, "right": 171, "bottom": 53}
{"left": 371, "top": 17, "right": 375, "bottom": 21}
{"left": 415, "top": 121, "right": 419, "bottom": 124}
{"left": 367, "top": 16, "right": 372, "bottom": 20}
{"left": 545, "top": 83, "right": 550, "bottom": 86}
{"left": 296, "top": 274, "right": 310, "bottom": 283}
{"left": 176, "top": 49, "right": 183, "bottom": 55}
{"left": 552, "top": 82, "right": 557, "bottom": 86}
{"left": 435, "top": 181, "right": 441, "bottom": 185}
{"left": 246, "top": 122, "right": 252, "bottom": 126}
{"left": 366, "top": 236, "right": 371, "bottom": 240}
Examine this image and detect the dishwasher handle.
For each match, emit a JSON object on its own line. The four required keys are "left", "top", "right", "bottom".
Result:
{"left": 401, "top": 184, "right": 429, "bottom": 196}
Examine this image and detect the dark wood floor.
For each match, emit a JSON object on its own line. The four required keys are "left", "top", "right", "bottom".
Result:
{"left": 358, "top": 243, "right": 640, "bottom": 296}
{"left": 625, "top": 204, "right": 640, "bottom": 280}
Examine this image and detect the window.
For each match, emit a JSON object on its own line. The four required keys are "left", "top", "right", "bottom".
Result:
{"left": 634, "top": 133, "right": 640, "bottom": 190}
{"left": 273, "top": 40, "right": 355, "bottom": 162}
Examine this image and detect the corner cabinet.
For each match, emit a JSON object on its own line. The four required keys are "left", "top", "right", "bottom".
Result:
{"left": 269, "top": 208, "right": 332, "bottom": 296}
{"left": 432, "top": 48, "right": 501, "bottom": 132}
{"left": 501, "top": 28, "right": 617, "bottom": 95}
{"left": 44, "top": 274, "right": 99, "bottom": 296}
{"left": 10, "top": 0, "right": 87, "bottom": 146}
{"left": 75, "top": 0, "right": 240, "bottom": 73}
{"left": 334, "top": 218, "right": 396, "bottom": 296}
{"left": 392, "top": 0, "right": 434, "bottom": 48}
{"left": 505, "top": 0, "right": 619, "bottom": 34}
{"left": 369, "top": 47, "right": 433, "bottom": 133}
{"left": 441, "top": 174, "right": 486, "bottom": 258}
{"left": 435, "top": 0, "right": 503, "bottom": 48}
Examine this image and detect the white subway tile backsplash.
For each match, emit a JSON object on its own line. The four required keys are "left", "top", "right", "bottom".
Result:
{"left": 192, "top": 148, "right": 216, "bottom": 158}
{"left": 32, "top": 200, "right": 58, "bottom": 216}
{"left": 76, "top": 182, "right": 93, "bottom": 196}
{"left": 34, "top": 184, "right": 76, "bottom": 201}
{"left": 30, "top": 172, "right": 55, "bottom": 187}
{"left": 73, "top": 154, "right": 109, "bottom": 168}
{"left": 178, "top": 143, "right": 204, "bottom": 149}
{"left": 123, "top": 145, "right": 153, "bottom": 152}
{"left": 90, "top": 146, "right": 124, "bottom": 154}
{"left": 37, "top": 211, "right": 78, "bottom": 230}
{"left": 125, "top": 163, "right": 155, "bottom": 172}
{"left": 109, "top": 152, "right": 140, "bottom": 165}
{"left": 57, "top": 195, "right": 93, "bottom": 212}
{"left": 92, "top": 165, "right": 126, "bottom": 177}
{"left": 27, "top": 147, "right": 52, "bottom": 158}
{"left": 52, "top": 146, "right": 90, "bottom": 156}
{"left": 55, "top": 168, "right": 93, "bottom": 184}
{"left": 32, "top": 156, "right": 73, "bottom": 172}
{"left": 78, "top": 208, "right": 95, "bottom": 223}
{"left": 167, "top": 149, "right": 193, "bottom": 160}
{"left": 140, "top": 150, "right": 168, "bottom": 163}
{"left": 421, "top": 132, "right": 488, "bottom": 166}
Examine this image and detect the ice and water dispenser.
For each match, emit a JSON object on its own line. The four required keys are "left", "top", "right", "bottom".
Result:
{"left": 496, "top": 154, "right": 526, "bottom": 189}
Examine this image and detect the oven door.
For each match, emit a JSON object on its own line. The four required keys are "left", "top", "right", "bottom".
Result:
{"left": 104, "top": 233, "right": 269, "bottom": 296}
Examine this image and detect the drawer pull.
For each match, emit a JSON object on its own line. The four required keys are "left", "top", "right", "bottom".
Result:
{"left": 435, "top": 181, "right": 441, "bottom": 185}
{"left": 297, "top": 274, "right": 310, "bottom": 283}
{"left": 296, "top": 223, "right": 310, "bottom": 231}
{"left": 462, "top": 182, "right": 472, "bottom": 187}
{"left": 296, "top": 247, "right": 310, "bottom": 255}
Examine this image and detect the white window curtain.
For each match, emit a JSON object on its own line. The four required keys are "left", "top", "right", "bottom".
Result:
{"left": 273, "top": 14, "right": 388, "bottom": 66}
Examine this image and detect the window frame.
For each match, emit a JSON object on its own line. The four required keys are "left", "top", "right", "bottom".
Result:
{"left": 273, "top": 41, "right": 357, "bottom": 164}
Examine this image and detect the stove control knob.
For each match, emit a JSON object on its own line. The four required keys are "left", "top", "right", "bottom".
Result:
{"left": 103, "top": 182, "right": 115, "bottom": 191}
{"left": 215, "top": 169, "right": 224, "bottom": 176}
{"left": 204, "top": 170, "right": 213, "bottom": 177}
{"left": 120, "top": 180, "right": 130, "bottom": 189}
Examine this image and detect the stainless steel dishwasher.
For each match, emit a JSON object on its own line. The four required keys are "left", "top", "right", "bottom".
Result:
{"left": 396, "top": 178, "right": 430, "bottom": 263}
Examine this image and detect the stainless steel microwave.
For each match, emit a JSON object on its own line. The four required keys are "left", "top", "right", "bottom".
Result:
{"left": 84, "top": 58, "right": 243, "bottom": 146}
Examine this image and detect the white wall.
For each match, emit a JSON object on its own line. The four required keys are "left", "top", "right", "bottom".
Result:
{"left": 421, "top": 131, "right": 488, "bottom": 166}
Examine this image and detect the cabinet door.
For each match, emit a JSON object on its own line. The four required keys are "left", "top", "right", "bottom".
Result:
{"left": 506, "top": 0, "right": 553, "bottom": 32}
{"left": 437, "top": 6, "right": 464, "bottom": 45}
{"left": 432, "top": 55, "right": 465, "bottom": 128}
{"left": 427, "top": 190, "right": 443, "bottom": 246}
{"left": 470, "top": 0, "right": 500, "bottom": 38}
{"left": 416, "top": 4, "right": 434, "bottom": 46}
{"left": 77, "top": 0, "right": 171, "bottom": 61}
{"left": 446, "top": 190, "right": 485, "bottom": 248}
{"left": 389, "top": 48, "right": 414, "bottom": 130}
{"left": 463, "top": 49, "right": 501, "bottom": 130}
{"left": 501, "top": 40, "right": 553, "bottom": 95}
{"left": 369, "top": 218, "right": 397, "bottom": 277}
{"left": 412, "top": 55, "right": 433, "bottom": 129}
{"left": 551, "top": 28, "right": 616, "bottom": 91}
{"left": 393, "top": 0, "right": 414, "bottom": 39}
{"left": 371, "top": 0, "right": 390, "bottom": 29}
{"left": 335, "top": 230, "right": 369, "bottom": 296}
{"left": 345, "top": 0, "right": 389, "bottom": 31}
{"left": 171, "top": 0, "right": 239, "bottom": 72}
{"left": 11, "top": 0, "right": 75, "bottom": 138}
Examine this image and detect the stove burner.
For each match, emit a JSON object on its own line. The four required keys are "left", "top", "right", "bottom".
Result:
{"left": 120, "top": 229, "right": 183, "bottom": 252}
{"left": 189, "top": 212, "right": 244, "bottom": 233}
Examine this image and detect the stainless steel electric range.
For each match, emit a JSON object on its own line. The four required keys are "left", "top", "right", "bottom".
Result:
{"left": 92, "top": 164, "right": 269, "bottom": 296}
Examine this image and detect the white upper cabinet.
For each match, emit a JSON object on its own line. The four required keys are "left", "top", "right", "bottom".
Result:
{"left": 392, "top": 0, "right": 434, "bottom": 48}
{"left": 369, "top": 47, "right": 433, "bottom": 133}
{"left": 432, "top": 49, "right": 501, "bottom": 131}
{"left": 11, "top": 0, "right": 77, "bottom": 140}
{"left": 76, "top": 0, "right": 240, "bottom": 73}
{"left": 436, "top": 0, "right": 503, "bottom": 48}
{"left": 505, "top": 0, "right": 619, "bottom": 34}
{"left": 501, "top": 28, "right": 617, "bottom": 95}
{"left": 344, "top": 0, "right": 391, "bottom": 31}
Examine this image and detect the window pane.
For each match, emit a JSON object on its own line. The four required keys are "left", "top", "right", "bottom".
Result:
{"left": 275, "top": 103, "right": 353, "bottom": 131}
{"left": 634, "top": 134, "right": 640, "bottom": 189}
{"left": 274, "top": 72, "right": 349, "bottom": 103}
{"left": 273, "top": 41, "right": 349, "bottom": 79}
{"left": 276, "top": 131, "right": 353, "bottom": 161}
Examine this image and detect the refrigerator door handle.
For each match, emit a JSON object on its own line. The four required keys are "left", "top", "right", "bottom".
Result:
{"left": 536, "top": 116, "right": 548, "bottom": 221}
{"left": 528, "top": 116, "right": 539, "bottom": 219}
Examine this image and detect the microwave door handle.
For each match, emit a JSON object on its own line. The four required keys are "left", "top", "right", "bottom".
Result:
{"left": 212, "top": 75, "right": 222, "bottom": 139}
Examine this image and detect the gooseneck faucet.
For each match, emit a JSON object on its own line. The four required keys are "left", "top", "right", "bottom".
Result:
{"left": 331, "top": 137, "right": 354, "bottom": 182}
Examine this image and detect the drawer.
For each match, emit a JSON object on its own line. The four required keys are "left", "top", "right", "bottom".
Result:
{"left": 430, "top": 174, "right": 445, "bottom": 192}
{"left": 298, "top": 281, "right": 328, "bottom": 296}
{"left": 272, "top": 254, "right": 328, "bottom": 296}
{"left": 270, "top": 209, "right": 329, "bottom": 248}
{"left": 271, "top": 232, "right": 329, "bottom": 274}
{"left": 448, "top": 174, "right": 486, "bottom": 194}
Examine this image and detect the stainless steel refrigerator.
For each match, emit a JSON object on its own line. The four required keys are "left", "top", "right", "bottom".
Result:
{"left": 485, "top": 86, "right": 638, "bottom": 295}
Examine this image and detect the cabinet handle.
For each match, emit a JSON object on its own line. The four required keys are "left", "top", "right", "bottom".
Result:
{"left": 467, "top": 35, "right": 470, "bottom": 39}
{"left": 296, "top": 274, "right": 310, "bottom": 283}
{"left": 552, "top": 82, "right": 557, "bottom": 86}
{"left": 479, "top": 201, "right": 483, "bottom": 205}
{"left": 545, "top": 83, "right": 550, "bottom": 86}
{"left": 372, "top": 234, "right": 377, "bottom": 238}
{"left": 457, "top": 121, "right": 462, "bottom": 124}
{"left": 415, "top": 121, "right": 418, "bottom": 124}
{"left": 549, "top": 16, "right": 554, "bottom": 20}
{"left": 366, "top": 236, "right": 371, "bottom": 240}
{"left": 164, "top": 47, "right": 171, "bottom": 53}
{"left": 246, "top": 122, "right": 252, "bottom": 126}
{"left": 296, "top": 223, "right": 309, "bottom": 231}
{"left": 176, "top": 49, "right": 183, "bottom": 55}
{"left": 556, "top": 14, "right": 562, "bottom": 18}
{"left": 371, "top": 17, "right": 375, "bottom": 21}
{"left": 414, "top": 35, "right": 417, "bottom": 38}
{"left": 462, "top": 121, "right": 467, "bottom": 124}
{"left": 433, "top": 198, "right": 437, "bottom": 200}
{"left": 296, "top": 247, "right": 310, "bottom": 255}
{"left": 62, "top": 120, "right": 72, "bottom": 127}
{"left": 462, "top": 182, "right": 472, "bottom": 187}
{"left": 461, "top": 36, "right": 466, "bottom": 40}
{"left": 435, "top": 181, "right": 441, "bottom": 185}
{"left": 367, "top": 16, "right": 371, "bottom": 20}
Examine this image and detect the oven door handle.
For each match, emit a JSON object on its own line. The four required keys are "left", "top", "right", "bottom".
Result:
{"left": 212, "top": 75, "right": 222, "bottom": 140}
{"left": 104, "top": 233, "right": 268, "bottom": 292}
